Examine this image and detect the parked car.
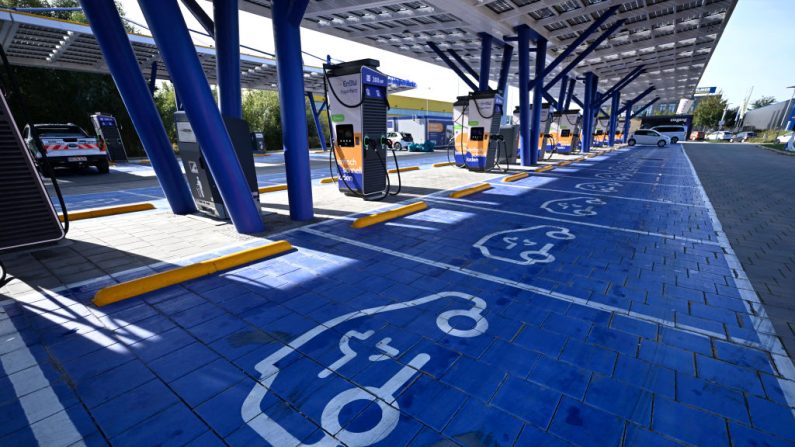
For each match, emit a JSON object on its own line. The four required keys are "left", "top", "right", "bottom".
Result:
{"left": 23, "top": 123, "right": 109, "bottom": 175}
{"left": 386, "top": 131, "right": 414, "bottom": 150}
{"left": 776, "top": 132, "right": 794, "bottom": 144}
{"left": 689, "top": 131, "right": 706, "bottom": 141}
{"left": 627, "top": 129, "right": 671, "bottom": 147}
{"left": 705, "top": 131, "right": 733, "bottom": 141}
{"left": 730, "top": 131, "right": 756, "bottom": 143}
{"left": 651, "top": 125, "right": 687, "bottom": 144}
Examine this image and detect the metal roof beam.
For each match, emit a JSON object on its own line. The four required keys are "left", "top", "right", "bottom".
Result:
{"left": 179, "top": 0, "right": 214, "bottom": 37}
{"left": 618, "top": 86, "right": 655, "bottom": 114}
{"left": 632, "top": 97, "right": 661, "bottom": 118}
{"left": 427, "top": 41, "right": 478, "bottom": 91}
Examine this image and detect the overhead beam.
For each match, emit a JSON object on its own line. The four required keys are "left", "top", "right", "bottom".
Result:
{"left": 427, "top": 41, "right": 478, "bottom": 92}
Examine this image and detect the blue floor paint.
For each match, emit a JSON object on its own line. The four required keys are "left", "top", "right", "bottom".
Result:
{"left": 5, "top": 146, "right": 795, "bottom": 446}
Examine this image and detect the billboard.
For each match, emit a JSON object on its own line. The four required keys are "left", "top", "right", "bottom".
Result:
{"left": 694, "top": 86, "right": 717, "bottom": 97}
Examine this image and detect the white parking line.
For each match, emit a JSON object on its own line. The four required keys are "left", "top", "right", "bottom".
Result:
{"left": 681, "top": 146, "right": 795, "bottom": 414}
{"left": 494, "top": 182, "right": 706, "bottom": 208}
{"left": 425, "top": 196, "right": 721, "bottom": 246}
{"left": 300, "top": 227, "right": 762, "bottom": 350}
{"left": 532, "top": 171, "right": 700, "bottom": 188}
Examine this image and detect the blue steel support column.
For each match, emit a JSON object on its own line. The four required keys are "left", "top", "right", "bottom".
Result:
{"left": 478, "top": 33, "right": 493, "bottom": 91}
{"left": 80, "top": 0, "right": 194, "bottom": 215}
{"left": 608, "top": 91, "right": 620, "bottom": 146}
{"left": 529, "top": 37, "right": 547, "bottom": 165}
{"left": 138, "top": 0, "right": 263, "bottom": 233}
{"left": 272, "top": 0, "right": 313, "bottom": 221}
{"left": 516, "top": 25, "right": 531, "bottom": 166}
{"left": 582, "top": 72, "right": 597, "bottom": 153}
{"left": 564, "top": 78, "right": 575, "bottom": 110}
{"left": 306, "top": 92, "right": 327, "bottom": 151}
{"left": 496, "top": 44, "right": 513, "bottom": 96}
{"left": 557, "top": 76, "right": 568, "bottom": 112}
{"left": 214, "top": 0, "right": 242, "bottom": 118}
{"left": 623, "top": 102, "right": 632, "bottom": 143}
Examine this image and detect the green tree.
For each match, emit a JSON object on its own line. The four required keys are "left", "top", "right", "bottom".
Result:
{"left": 750, "top": 96, "right": 776, "bottom": 110}
{"left": 153, "top": 82, "right": 177, "bottom": 145}
{"left": 724, "top": 107, "right": 739, "bottom": 129}
{"left": 240, "top": 89, "right": 329, "bottom": 151}
{"left": 693, "top": 94, "right": 728, "bottom": 130}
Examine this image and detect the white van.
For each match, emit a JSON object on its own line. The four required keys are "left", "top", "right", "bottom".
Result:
{"left": 651, "top": 125, "right": 687, "bottom": 144}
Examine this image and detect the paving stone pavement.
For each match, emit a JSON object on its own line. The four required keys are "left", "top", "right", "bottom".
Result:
{"left": 685, "top": 143, "right": 795, "bottom": 361}
{"left": 2, "top": 145, "right": 795, "bottom": 446}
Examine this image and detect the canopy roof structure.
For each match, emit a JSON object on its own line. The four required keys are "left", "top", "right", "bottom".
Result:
{"left": 240, "top": 0, "right": 737, "bottom": 104}
{"left": 0, "top": 9, "right": 415, "bottom": 94}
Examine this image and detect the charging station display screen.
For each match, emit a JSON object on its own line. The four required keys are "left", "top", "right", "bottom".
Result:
{"left": 595, "top": 130, "right": 604, "bottom": 135}
{"left": 560, "top": 129, "right": 571, "bottom": 138}
{"left": 470, "top": 127, "right": 485, "bottom": 141}
{"left": 336, "top": 124, "right": 355, "bottom": 147}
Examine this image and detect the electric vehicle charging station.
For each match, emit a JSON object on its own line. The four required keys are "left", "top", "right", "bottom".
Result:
{"left": 593, "top": 116, "right": 609, "bottom": 148}
{"left": 452, "top": 96, "right": 469, "bottom": 166}
{"left": 174, "top": 111, "right": 259, "bottom": 219}
{"left": 324, "top": 59, "right": 400, "bottom": 201}
{"left": 462, "top": 91, "right": 505, "bottom": 171}
{"left": 89, "top": 113, "right": 128, "bottom": 161}
{"left": 548, "top": 110, "right": 582, "bottom": 154}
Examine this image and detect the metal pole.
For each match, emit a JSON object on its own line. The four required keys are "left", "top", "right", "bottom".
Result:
{"left": 608, "top": 91, "right": 619, "bottom": 146}
{"left": 530, "top": 37, "right": 547, "bottom": 165}
{"left": 582, "top": 72, "right": 597, "bottom": 153}
{"left": 272, "top": 0, "right": 314, "bottom": 221}
{"left": 306, "top": 92, "right": 326, "bottom": 151}
{"left": 148, "top": 61, "right": 158, "bottom": 95}
{"left": 516, "top": 25, "right": 531, "bottom": 166}
{"left": 214, "top": 0, "right": 242, "bottom": 118}
{"left": 478, "top": 33, "right": 493, "bottom": 92}
{"left": 80, "top": 0, "right": 194, "bottom": 215}
{"left": 564, "top": 78, "right": 575, "bottom": 110}
{"left": 496, "top": 44, "right": 514, "bottom": 97}
{"left": 557, "top": 76, "right": 568, "bottom": 112}
{"left": 623, "top": 102, "right": 632, "bottom": 143}
{"left": 138, "top": 0, "right": 264, "bottom": 233}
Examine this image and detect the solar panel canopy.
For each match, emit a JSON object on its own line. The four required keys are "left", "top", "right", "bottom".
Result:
{"left": 240, "top": 0, "right": 737, "bottom": 105}
{"left": 0, "top": 10, "right": 414, "bottom": 94}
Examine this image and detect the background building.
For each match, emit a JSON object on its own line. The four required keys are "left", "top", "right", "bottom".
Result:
{"left": 741, "top": 99, "right": 795, "bottom": 131}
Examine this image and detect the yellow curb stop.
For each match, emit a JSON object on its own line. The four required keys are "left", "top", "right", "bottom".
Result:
{"left": 258, "top": 184, "right": 288, "bottom": 193}
{"left": 387, "top": 166, "right": 420, "bottom": 174}
{"left": 59, "top": 202, "right": 155, "bottom": 222}
{"left": 503, "top": 172, "right": 529, "bottom": 182}
{"left": 351, "top": 202, "right": 429, "bottom": 229}
{"left": 93, "top": 240, "right": 293, "bottom": 307}
{"left": 449, "top": 183, "right": 492, "bottom": 198}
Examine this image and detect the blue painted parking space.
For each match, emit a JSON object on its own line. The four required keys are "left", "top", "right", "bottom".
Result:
{"left": 7, "top": 145, "right": 794, "bottom": 446}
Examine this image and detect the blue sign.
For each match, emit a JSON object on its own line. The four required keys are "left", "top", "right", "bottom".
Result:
{"left": 361, "top": 67, "right": 387, "bottom": 87}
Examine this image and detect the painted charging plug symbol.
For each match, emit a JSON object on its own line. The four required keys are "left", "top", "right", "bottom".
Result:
{"left": 474, "top": 225, "right": 575, "bottom": 266}
{"left": 541, "top": 197, "right": 606, "bottom": 217}
{"left": 575, "top": 181, "right": 623, "bottom": 193}
{"left": 241, "top": 292, "right": 488, "bottom": 446}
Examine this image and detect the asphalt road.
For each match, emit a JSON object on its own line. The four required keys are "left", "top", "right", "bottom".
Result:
{"left": 685, "top": 142, "right": 795, "bottom": 359}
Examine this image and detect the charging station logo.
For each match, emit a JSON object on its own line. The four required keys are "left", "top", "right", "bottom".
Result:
{"left": 575, "top": 182, "right": 623, "bottom": 193}
{"left": 241, "top": 292, "right": 488, "bottom": 446}
{"left": 541, "top": 197, "right": 606, "bottom": 217}
{"left": 473, "top": 225, "right": 575, "bottom": 266}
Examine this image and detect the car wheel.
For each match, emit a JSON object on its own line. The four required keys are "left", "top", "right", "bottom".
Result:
{"left": 96, "top": 159, "right": 110, "bottom": 174}
{"left": 627, "top": 139, "right": 636, "bottom": 146}
{"left": 657, "top": 140, "right": 666, "bottom": 148}
{"left": 670, "top": 137, "right": 679, "bottom": 144}
{"left": 393, "top": 143, "right": 401, "bottom": 151}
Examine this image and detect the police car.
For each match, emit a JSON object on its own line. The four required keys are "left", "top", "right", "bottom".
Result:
{"left": 23, "top": 123, "right": 109, "bottom": 175}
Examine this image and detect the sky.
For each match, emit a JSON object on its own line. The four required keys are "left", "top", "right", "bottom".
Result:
{"left": 119, "top": 0, "right": 795, "bottom": 110}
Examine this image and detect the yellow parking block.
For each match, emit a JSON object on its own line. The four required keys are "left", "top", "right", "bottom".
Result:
{"left": 351, "top": 202, "right": 429, "bottom": 229}
{"left": 557, "top": 160, "right": 573, "bottom": 167}
{"left": 258, "top": 184, "right": 288, "bottom": 193}
{"left": 93, "top": 240, "right": 293, "bottom": 307}
{"left": 320, "top": 177, "right": 338, "bottom": 184}
{"left": 573, "top": 156, "right": 586, "bottom": 162}
{"left": 449, "top": 183, "right": 492, "bottom": 198}
{"left": 502, "top": 172, "right": 529, "bottom": 182}
{"left": 59, "top": 202, "right": 155, "bottom": 222}
{"left": 311, "top": 150, "right": 325, "bottom": 154}
{"left": 536, "top": 165, "right": 555, "bottom": 173}
{"left": 433, "top": 162, "right": 455, "bottom": 167}
{"left": 388, "top": 166, "right": 419, "bottom": 174}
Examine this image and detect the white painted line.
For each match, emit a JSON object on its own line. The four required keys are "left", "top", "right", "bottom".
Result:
{"left": 493, "top": 182, "right": 707, "bottom": 208}
{"left": 300, "top": 227, "right": 761, "bottom": 350}
{"left": 681, "top": 146, "right": 795, "bottom": 414}
{"left": 532, "top": 171, "right": 701, "bottom": 188}
{"left": 425, "top": 196, "right": 721, "bottom": 246}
